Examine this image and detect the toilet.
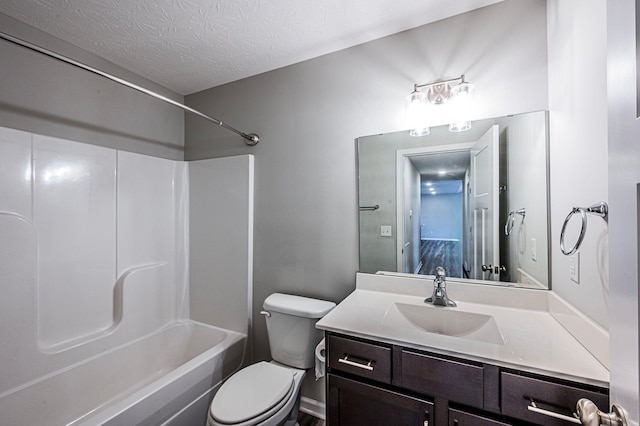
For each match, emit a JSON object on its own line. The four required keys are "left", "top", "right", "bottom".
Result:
{"left": 208, "top": 293, "right": 336, "bottom": 426}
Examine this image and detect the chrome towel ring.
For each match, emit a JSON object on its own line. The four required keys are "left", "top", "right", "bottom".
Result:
{"left": 560, "top": 202, "right": 608, "bottom": 256}
{"left": 505, "top": 208, "right": 526, "bottom": 236}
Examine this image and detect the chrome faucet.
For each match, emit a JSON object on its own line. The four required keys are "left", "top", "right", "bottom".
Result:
{"left": 425, "top": 266, "right": 457, "bottom": 307}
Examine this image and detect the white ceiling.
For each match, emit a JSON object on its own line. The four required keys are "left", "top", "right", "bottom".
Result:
{"left": 0, "top": 0, "right": 503, "bottom": 95}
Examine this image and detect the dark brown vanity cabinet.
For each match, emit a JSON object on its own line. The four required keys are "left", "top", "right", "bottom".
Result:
{"left": 325, "top": 332, "right": 609, "bottom": 426}
{"left": 329, "top": 375, "right": 434, "bottom": 426}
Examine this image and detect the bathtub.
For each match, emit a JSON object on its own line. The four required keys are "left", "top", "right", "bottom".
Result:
{"left": 0, "top": 320, "right": 245, "bottom": 426}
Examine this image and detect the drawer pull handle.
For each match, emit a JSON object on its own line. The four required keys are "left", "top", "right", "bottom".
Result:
{"left": 338, "top": 355, "right": 374, "bottom": 371}
{"left": 528, "top": 399, "right": 581, "bottom": 424}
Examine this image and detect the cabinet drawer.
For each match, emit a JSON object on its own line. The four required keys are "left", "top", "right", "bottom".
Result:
{"left": 328, "top": 374, "right": 433, "bottom": 426}
{"left": 328, "top": 335, "right": 391, "bottom": 384}
{"left": 449, "top": 408, "right": 512, "bottom": 426}
{"left": 501, "top": 372, "right": 609, "bottom": 426}
{"left": 401, "top": 350, "right": 484, "bottom": 409}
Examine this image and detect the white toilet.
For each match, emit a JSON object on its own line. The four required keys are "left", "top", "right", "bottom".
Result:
{"left": 207, "top": 293, "right": 336, "bottom": 426}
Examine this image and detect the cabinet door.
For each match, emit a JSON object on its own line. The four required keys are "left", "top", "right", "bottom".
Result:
{"left": 328, "top": 374, "right": 434, "bottom": 426}
{"left": 448, "top": 408, "right": 512, "bottom": 426}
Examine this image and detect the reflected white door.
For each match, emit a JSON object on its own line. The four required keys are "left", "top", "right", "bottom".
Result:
{"left": 469, "top": 125, "right": 499, "bottom": 280}
{"left": 401, "top": 157, "right": 421, "bottom": 274}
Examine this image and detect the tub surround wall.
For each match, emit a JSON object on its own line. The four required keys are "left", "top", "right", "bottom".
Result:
{"left": 0, "top": 125, "right": 255, "bottom": 424}
{"left": 34, "top": 135, "right": 117, "bottom": 348}
{"left": 0, "top": 12, "right": 184, "bottom": 160}
{"left": 0, "top": 125, "right": 189, "bottom": 396}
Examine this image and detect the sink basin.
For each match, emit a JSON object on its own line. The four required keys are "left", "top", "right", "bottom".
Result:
{"left": 388, "top": 303, "right": 505, "bottom": 345}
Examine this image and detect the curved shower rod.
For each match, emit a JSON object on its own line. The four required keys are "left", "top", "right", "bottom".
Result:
{"left": 0, "top": 31, "right": 260, "bottom": 146}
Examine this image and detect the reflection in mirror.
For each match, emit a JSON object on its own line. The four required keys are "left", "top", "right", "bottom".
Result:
{"left": 357, "top": 111, "right": 550, "bottom": 289}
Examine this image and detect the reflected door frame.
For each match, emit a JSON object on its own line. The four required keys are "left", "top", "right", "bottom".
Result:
{"left": 395, "top": 142, "right": 475, "bottom": 274}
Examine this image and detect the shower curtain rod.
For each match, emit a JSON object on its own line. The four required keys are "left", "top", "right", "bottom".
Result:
{"left": 0, "top": 31, "right": 260, "bottom": 146}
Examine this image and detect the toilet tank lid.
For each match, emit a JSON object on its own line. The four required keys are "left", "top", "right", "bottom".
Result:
{"left": 263, "top": 293, "right": 336, "bottom": 318}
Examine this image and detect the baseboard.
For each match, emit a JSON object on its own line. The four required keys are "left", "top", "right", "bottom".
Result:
{"left": 299, "top": 396, "right": 325, "bottom": 420}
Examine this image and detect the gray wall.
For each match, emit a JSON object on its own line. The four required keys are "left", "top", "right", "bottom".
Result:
{"left": 0, "top": 13, "right": 184, "bottom": 160}
{"left": 421, "top": 194, "right": 463, "bottom": 240}
{"left": 184, "top": 0, "right": 549, "bottom": 403}
{"left": 547, "top": 0, "right": 609, "bottom": 328}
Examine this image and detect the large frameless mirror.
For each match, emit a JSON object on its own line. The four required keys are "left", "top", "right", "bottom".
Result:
{"left": 357, "top": 110, "right": 550, "bottom": 289}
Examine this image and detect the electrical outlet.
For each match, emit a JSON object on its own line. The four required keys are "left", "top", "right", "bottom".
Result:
{"left": 569, "top": 252, "right": 580, "bottom": 284}
{"left": 380, "top": 225, "right": 392, "bottom": 237}
{"left": 530, "top": 238, "right": 537, "bottom": 261}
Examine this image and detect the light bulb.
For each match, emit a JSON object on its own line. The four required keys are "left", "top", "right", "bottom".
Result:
{"left": 449, "top": 121, "right": 472, "bottom": 132}
{"left": 409, "top": 127, "right": 430, "bottom": 137}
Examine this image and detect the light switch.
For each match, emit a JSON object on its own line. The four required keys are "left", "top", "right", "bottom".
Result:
{"left": 569, "top": 252, "right": 580, "bottom": 284}
{"left": 380, "top": 225, "right": 392, "bottom": 237}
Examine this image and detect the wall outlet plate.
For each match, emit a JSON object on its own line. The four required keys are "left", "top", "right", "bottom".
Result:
{"left": 380, "top": 225, "right": 392, "bottom": 237}
{"left": 530, "top": 237, "right": 537, "bottom": 261}
{"left": 569, "top": 252, "right": 580, "bottom": 284}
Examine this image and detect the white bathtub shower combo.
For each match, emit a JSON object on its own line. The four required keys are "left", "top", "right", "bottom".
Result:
{"left": 0, "top": 126, "right": 254, "bottom": 425}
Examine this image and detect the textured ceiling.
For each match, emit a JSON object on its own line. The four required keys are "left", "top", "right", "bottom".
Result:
{"left": 0, "top": 0, "right": 503, "bottom": 95}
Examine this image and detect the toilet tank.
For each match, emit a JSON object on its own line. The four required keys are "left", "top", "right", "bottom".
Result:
{"left": 262, "top": 293, "right": 335, "bottom": 369}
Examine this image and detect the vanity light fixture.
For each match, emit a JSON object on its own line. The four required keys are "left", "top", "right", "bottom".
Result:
{"left": 406, "top": 74, "right": 475, "bottom": 136}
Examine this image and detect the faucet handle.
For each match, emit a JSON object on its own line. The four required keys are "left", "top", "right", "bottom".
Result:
{"left": 435, "top": 266, "right": 446, "bottom": 278}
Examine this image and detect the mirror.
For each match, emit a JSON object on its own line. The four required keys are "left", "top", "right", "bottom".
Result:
{"left": 357, "top": 111, "right": 550, "bottom": 289}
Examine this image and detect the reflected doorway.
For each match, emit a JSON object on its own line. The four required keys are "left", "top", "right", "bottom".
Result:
{"left": 419, "top": 178, "right": 464, "bottom": 277}
{"left": 396, "top": 125, "right": 500, "bottom": 280}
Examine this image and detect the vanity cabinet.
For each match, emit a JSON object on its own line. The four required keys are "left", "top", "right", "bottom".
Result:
{"left": 325, "top": 332, "right": 609, "bottom": 426}
{"left": 329, "top": 375, "right": 434, "bottom": 425}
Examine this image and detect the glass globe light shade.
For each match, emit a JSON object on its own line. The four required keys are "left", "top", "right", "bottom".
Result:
{"left": 451, "top": 81, "right": 474, "bottom": 98}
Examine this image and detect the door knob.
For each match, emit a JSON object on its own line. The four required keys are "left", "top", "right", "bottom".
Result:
{"left": 576, "top": 398, "right": 627, "bottom": 426}
{"left": 481, "top": 264, "right": 506, "bottom": 274}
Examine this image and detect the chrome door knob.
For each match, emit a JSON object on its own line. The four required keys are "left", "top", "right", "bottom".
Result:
{"left": 576, "top": 398, "right": 627, "bottom": 426}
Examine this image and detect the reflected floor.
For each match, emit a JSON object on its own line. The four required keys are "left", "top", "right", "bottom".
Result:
{"left": 418, "top": 239, "right": 462, "bottom": 277}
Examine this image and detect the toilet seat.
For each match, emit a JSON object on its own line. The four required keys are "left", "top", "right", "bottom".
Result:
{"left": 209, "top": 361, "right": 294, "bottom": 425}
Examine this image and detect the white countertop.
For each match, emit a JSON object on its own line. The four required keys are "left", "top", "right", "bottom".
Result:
{"left": 316, "top": 273, "right": 610, "bottom": 388}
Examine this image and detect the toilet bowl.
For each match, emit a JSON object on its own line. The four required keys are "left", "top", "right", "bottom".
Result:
{"left": 207, "top": 362, "right": 305, "bottom": 426}
{"left": 207, "top": 293, "right": 335, "bottom": 426}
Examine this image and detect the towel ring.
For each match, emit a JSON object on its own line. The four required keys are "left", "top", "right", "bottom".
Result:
{"left": 505, "top": 208, "right": 526, "bottom": 236}
{"left": 560, "top": 202, "right": 608, "bottom": 256}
